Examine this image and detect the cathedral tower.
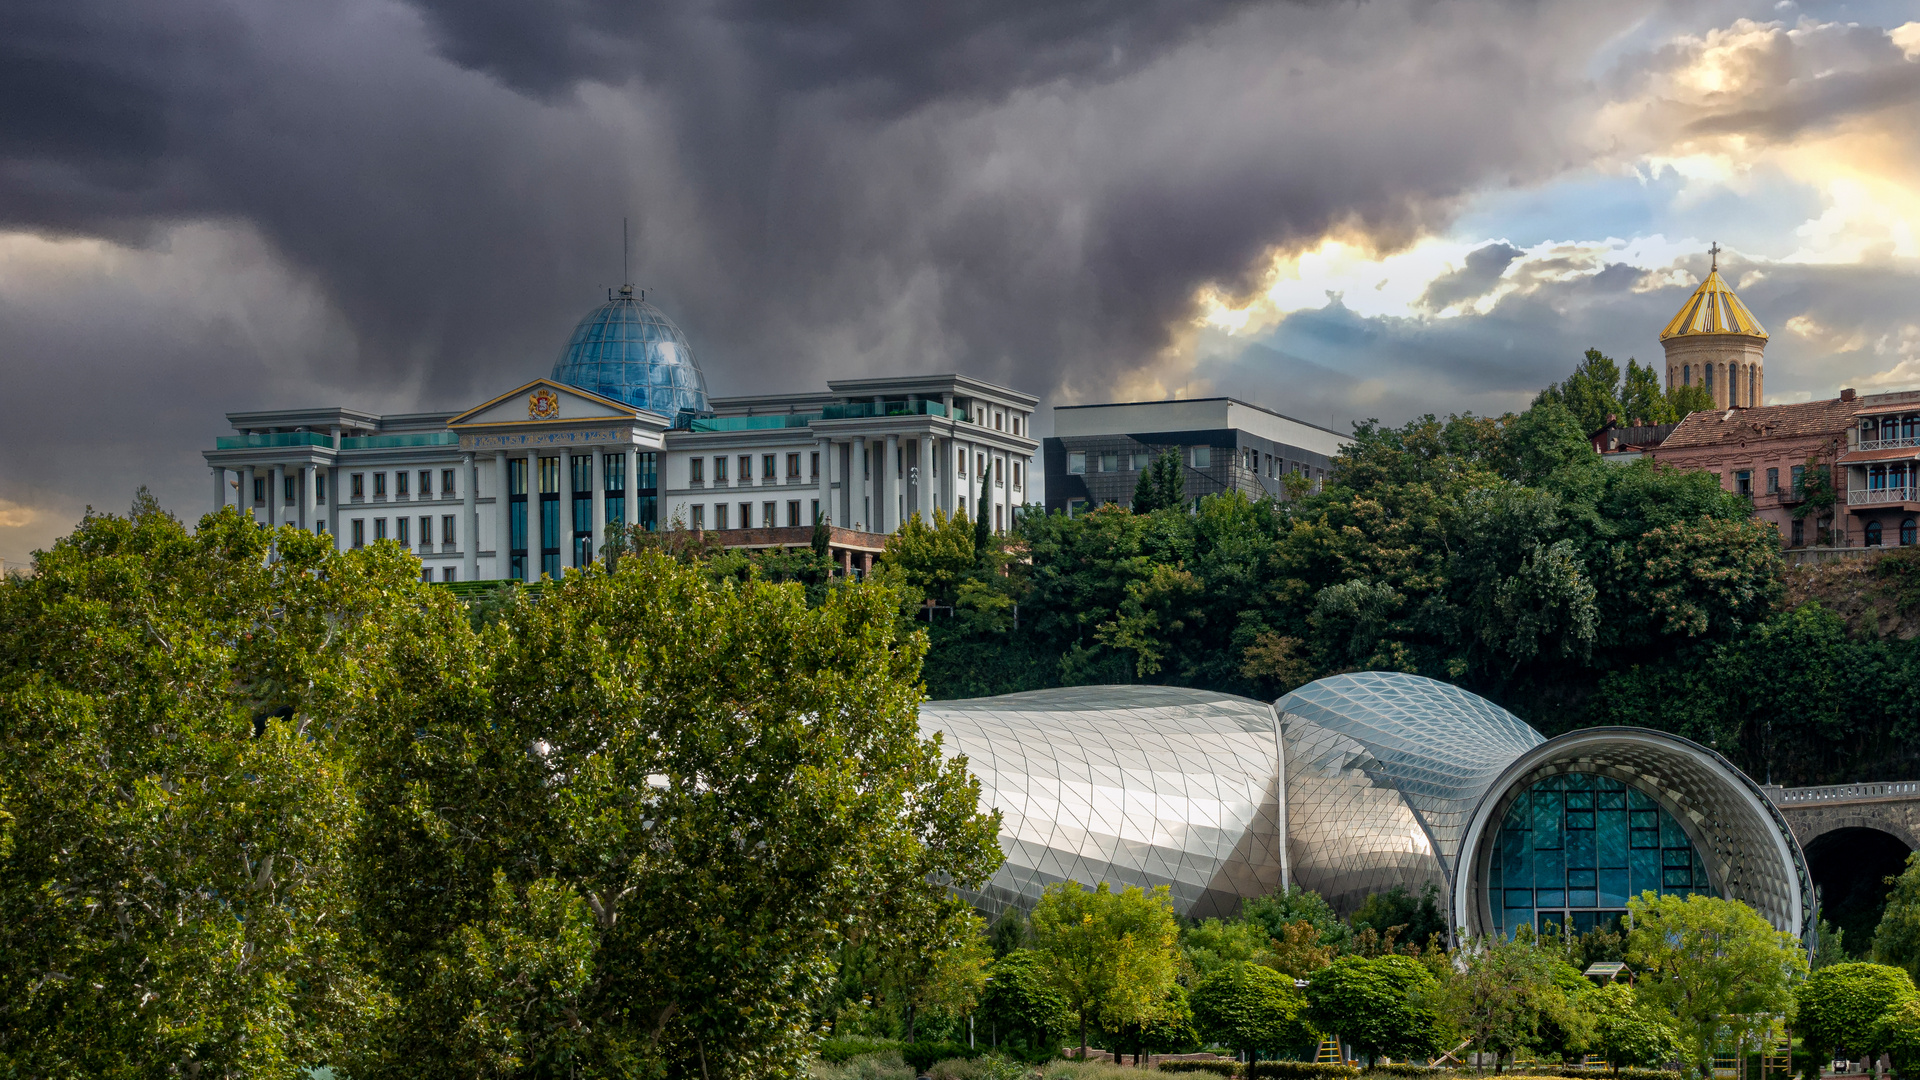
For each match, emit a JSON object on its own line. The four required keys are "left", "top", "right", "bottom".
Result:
{"left": 1661, "top": 244, "right": 1768, "bottom": 409}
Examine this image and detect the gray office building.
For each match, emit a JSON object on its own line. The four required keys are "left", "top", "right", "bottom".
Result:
{"left": 1042, "top": 397, "right": 1348, "bottom": 514}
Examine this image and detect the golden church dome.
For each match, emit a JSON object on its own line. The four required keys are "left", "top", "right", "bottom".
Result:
{"left": 1659, "top": 254, "right": 1767, "bottom": 341}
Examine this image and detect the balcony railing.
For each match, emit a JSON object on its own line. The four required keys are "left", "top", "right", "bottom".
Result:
{"left": 1770, "top": 781, "right": 1920, "bottom": 804}
{"left": 1850, "top": 486, "right": 1917, "bottom": 505}
{"left": 1858, "top": 434, "right": 1920, "bottom": 451}
{"left": 820, "top": 399, "right": 950, "bottom": 420}
{"left": 215, "top": 432, "right": 335, "bottom": 450}
{"left": 338, "top": 432, "right": 459, "bottom": 449}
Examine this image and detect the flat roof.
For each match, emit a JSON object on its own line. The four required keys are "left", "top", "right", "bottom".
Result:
{"left": 1055, "top": 396, "right": 1347, "bottom": 439}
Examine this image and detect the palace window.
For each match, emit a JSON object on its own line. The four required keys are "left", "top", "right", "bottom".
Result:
{"left": 810, "top": 451, "right": 820, "bottom": 478}
{"left": 1868, "top": 520, "right": 1884, "bottom": 546}
{"left": 763, "top": 454, "right": 777, "bottom": 481}
{"left": 351, "top": 519, "right": 365, "bottom": 548}
{"left": 441, "top": 469, "right": 456, "bottom": 496}
{"left": 396, "top": 517, "right": 409, "bottom": 546}
{"left": 421, "top": 567, "right": 432, "bottom": 583}
{"left": 396, "top": 471, "right": 409, "bottom": 498}
{"left": 254, "top": 477, "right": 266, "bottom": 504}
{"left": 1068, "top": 452, "right": 1086, "bottom": 475}
{"left": 1792, "top": 519, "right": 1804, "bottom": 547}
{"left": 1014, "top": 462, "right": 1023, "bottom": 490}
{"left": 420, "top": 470, "right": 433, "bottom": 496}
{"left": 374, "top": 518, "right": 387, "bottom": 541}
{"left": 739, "top": 502, "right": 752, "bottom": 527}
{"left": 283, "top": 475, "right": 296, "bottom": 503}
{"left": 714, "top": 503, "right": 728, "bottom": 530}
{"left": 762, "top": 501, "right": 776, "bottom": 527}
{"left": 442, "top": 567, "right": 457, "bottom": 582}
{"left": 419, "top": 516, "right": 432, "bottom": 551}
{"left": 316, "top": 473, "right": 327, "bottom": 503}
{"left": 691, "top": 505, "right": 705, "bottom": 529}
{"left": 787, "top": 500, "right": 801, "bottom": 527}
{"left": 690, "top": 458, "right": 704, "bottom": 484}
{"left": 442, "top": 515, "right": 456, "bottom": 545}
{"left": 373, "top": 473, "right": 386, "bottom": 498}
{"left": 1488, "top": 772, "right": 1714, "bottom": 940}
{"left": 713, "top": 456, "right": 727, "bottom": 483}
{"left": 739, "top": 455, "right": 753, "bottom": 482}
{"left": 811, "top": 499, "right": 820, "bottom": 525}
{"left": 1766, "top": 468, "right": 1779, "bottom": 494}
{"left": 1734, "top": 470, "right": 1752, "bottom": 496}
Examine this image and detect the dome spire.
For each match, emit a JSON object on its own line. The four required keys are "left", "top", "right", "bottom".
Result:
{"left": 1710, "top": 240, "right": 1719, "bottom": 272}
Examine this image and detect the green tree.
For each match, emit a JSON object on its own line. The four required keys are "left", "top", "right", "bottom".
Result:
{"left": 1620, "top": 359, "right": 1675, "bottom": 425}
{"left": 349, "top": 550, "right": 1003, "bottom": 1080}
{"left": 1243, "top": 887, "right": 1353, "bottom": 956}
{"left": 1133, "top": 450, "right": 1187, "bottom": 514}
{"left": 1875, "top": 997, "right": 1920, "bottom": 1079}
{"left": 988, "top": 909, "right": 1030, "bottom": 959}
{"left": 881, "top": 508, "right": 977, "bottom": 606}
{"left": 811, "top": 512, "right": 832, "bottom": 556}
{"left": 1305, "top": 954, "right": 1445, "bottom": 1065}
{"left": 1668, "top": 382, "right": 1716, "bottom": 417}
{"left": 1440, "top": 932, "right": 1578, "bottom": 1070}
{"left": 1793, "top": 962, "right": 1916, "bottom": 1073}
{"left": 1351, "top": 883, "right": 1450, "bottom": 951}
{"left": 1590, "top": 982, "right": 1675, "bottom": 1074}
{"left": 1108, "top": 983, "right": 1200, "bottom": 1065}
{"left": 877, "top": 902, "right": 992, "bottom": 1042}
{"left": 1625, "top": 893, "right": 1806, "bottom": 1079}
{"left": 0, "top": 506, "right": 418, "bottom": 1079}
{"left": 975, "top": 473, "right": 993, "bottom": 555}
{"left": 979, "top": 949, "right": 1071, "bottom": 1053}
{"left": 1876, "top": 856, "right": 1920, "bottom": 981}
{"left": 1029, "top": 880, "right": 1181, "bottom": 1061}
{"left": 1537, "top": 348, "right": 1623, "bottom": 434}
{"left": 1183, "top": 918, "right": 1278, "bottom": 979}
{"left": 1191, "top": 961, "right": 1314, "bottom": 1062}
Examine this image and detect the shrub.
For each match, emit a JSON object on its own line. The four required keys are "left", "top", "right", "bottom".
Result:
{"left": 1157, "top": 1062, "right": 1238, "bottom": 1075}
{"left": 812, "top": 1049, "right": 917, "bottom": 1080}
{"left": 904, "top": 1041, "right": 981, "bottom": 1072}
{"left": 930, "top": 1056, "right": 1034, "bottom": 1080}
{"left": 1247, "top": 1063, "right": 1361, "bottom": 1080}
{"left": 823, "top": 1037, "right": 904, "bottom": 1064}
{"left": 1364, "top": 1067, "right": 1443, "bottom": 1078}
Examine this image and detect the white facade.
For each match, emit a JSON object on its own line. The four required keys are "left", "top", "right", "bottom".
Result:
{"left": 204, "top": 374, "right": 1037, "bottom": 582}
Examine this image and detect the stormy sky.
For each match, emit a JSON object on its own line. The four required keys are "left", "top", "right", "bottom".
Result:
{"left": 2, "top": 0, "right": 1918, "bottom": 560}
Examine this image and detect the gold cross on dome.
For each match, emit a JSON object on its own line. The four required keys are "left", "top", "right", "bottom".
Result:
{"left": 1709, "top": 242, "right": 1720, "bottom": 271}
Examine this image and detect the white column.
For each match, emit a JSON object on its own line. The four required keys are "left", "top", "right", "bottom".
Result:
{"left": 563, "top": 452, "right": 580, "bottom": 573}
{"left": 853, "top": 436, "right": 869, "bottom": 531}
{"left": 242, "top": 466, "right": 257, "bottom": 523}
{"left": 212, "top": 467, "right": 226, "bottom": 515}
{"left": 816, "top": 437, "right": 832, "bottom": 526}
{"left": 305, "top": 464, "right": 319, "bottom": 532}
{"left": 269, "top": 466, "right": 284, "bottom": 529}
{"left": 917, "top": 438, "right": 934, "bottom": 523}
{"left": 495, "top": 450, "right": 511, "bottom": 579}
{"left": 460, "top": 453, "right": 477, "bottom": 581}
{"left": 884, "top": 433, "right": 900, "bottom": 533}
{"left": 327, "top": 468, "right": 341, "bottom": 549}
{"left": 590, "top": 447, "right": 607, "bottom": 557}
{"left": 623, "top": 446, "right": 638, "bottom": 539}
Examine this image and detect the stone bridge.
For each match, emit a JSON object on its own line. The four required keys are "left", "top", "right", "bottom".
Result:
{"left": 1768, "top": 781, "right": 1920, "bottom": 942}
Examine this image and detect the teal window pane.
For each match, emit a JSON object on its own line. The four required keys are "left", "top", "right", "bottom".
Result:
{"left": 1506, "top": 889, "right": 1534, "bottom": 907}
{"left": 1567, "top": 809, "right": 1595, "bottom": 830}
{"left": 1567, "top": 791, "right": 1594, "bottom": 811}
{"left": 1598, "top": 812, "right": 1628, "bottom": 867}
{"left": 1598, "top": 790, "right": 1626, "bottom": 810}
{"left": 1536, "top": 848, "right": 1565, "bottom": 887}
{"left": 1663, "top": 867, "right": 1693, "bottom": 889}
{"left": 1630, "top": 847, "right": 1661, "bottom": 892}
{"left": 1630, "top": 810, "right": 1658, "bottom": 829}
{"left": 1533, "top": 793, "right": 1563, "bottom": 849}
{"left": 541, "top": 499, "right": 559, "bottom": 549}
{"left": 1570, "top": 889, "right": 1598, "bottom": 907}
{"left": 1629, "top": 789, "right": 1657, "bottom": 810}
{"left": 1568, "top": 869, "right": 1597, "bottom": 888}
{"left": 510, "top": 501, "right": 527, "bottom": 552}
{"left": 1568, "top": 829, "right": 1596, "bottom": 870}
{"left": 1631, "top": 828, "right": 1660, "bottom": 849}
{"left": 1599, "top": 869, "right": 1629, "bottom": 906}
{"left": 1538, "top": 889, "right": 1566, "bottom": 907}
{"left": 1660, "top": 814, "right": 1687, "bottom": 848}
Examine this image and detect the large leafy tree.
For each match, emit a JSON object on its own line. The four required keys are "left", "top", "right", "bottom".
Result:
{"left": 1190, "top": 961, "right": 1314, "bottom": 1062}
{"left": 1029, "top": 880, "right": 1181, "bottom": 1061}
{"left": 1625, "top": 893, "right": 1805, "bottom": 1078}
{"left": 1304, "top": 954, "right": 1446, "bottom": 1065}
{"left": 1877, "top": 856, "right": 1920, "bottom": 981}
{"left": 978, "top": 949, "right": 1071, "bottom": 1053}
{"left": 348, "top": 550, "right": 1002, "bottom": 1079}
{"left": 0, "top": 504, "right": 430, "bottom": 1079}
{"left": 1589, "top": 983, "right": 1675, "bottom": 1074}
{"left": 1793, "top": 962, "right": 1916, "bottom": 1072}
{"left": 1537, "top": 348, "right": 1623, "bottom": 434}
{"left": 1439, "top": 932, "right": 1581, "bottom": 1068}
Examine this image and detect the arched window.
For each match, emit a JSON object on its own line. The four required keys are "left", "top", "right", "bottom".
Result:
{"left": 1867, "top": 520, "right": 1884, "bottom": 546}
{"left": 1731, "top": 364, "right": 1741, "bottom": 405}
{"left": 1683, "top": 365, "right": 1692, "bottom": 387}
{"left": 1903, "top": 519, "right": 1916, "bottom": 546}
{"left": 1751, "top": 367, "right": 1758, "bottom": 407}
{"left": 1705, "top": 363, "right": 1714, "bottom": 395}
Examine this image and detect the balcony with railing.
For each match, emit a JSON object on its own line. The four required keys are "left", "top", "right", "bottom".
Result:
{"left": 820, "top": 399, "right": 950, "bottom": 420}
{"left": 1857, "top": 433, "right": 1920, "bottom": 451}
{"left": 215, "top": 431, "right": 335, "bottom": 450}
{"left": 1850, "top": 485, "right": 1917, "bottom": 506}
{"left": 339, "top": 432, "right": 459, "bottom": 450}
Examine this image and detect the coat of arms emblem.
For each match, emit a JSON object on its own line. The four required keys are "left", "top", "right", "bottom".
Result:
{"left": 528, "top": 388, "right": 560, "bottom": 419}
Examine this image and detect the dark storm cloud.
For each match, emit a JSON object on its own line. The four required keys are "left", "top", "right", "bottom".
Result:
{"left": 1418, "top": 242, "right": 1523, "bottom": 312}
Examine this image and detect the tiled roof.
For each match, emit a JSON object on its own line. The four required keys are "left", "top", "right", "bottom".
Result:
{"left": 1660, "top": 268, "right": 1768, "bottom": 341}
{"left": 1657, "top": 399, "right": 1858, "bottom": 449}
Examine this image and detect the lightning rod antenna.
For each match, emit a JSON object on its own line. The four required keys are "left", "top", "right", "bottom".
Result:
{"left": 623, "top": 217, "right": 629, "bottom": 286}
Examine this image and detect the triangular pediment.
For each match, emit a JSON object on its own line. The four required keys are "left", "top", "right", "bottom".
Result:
{"left": 450, "top": 379, "right": 647, "bottom": 428}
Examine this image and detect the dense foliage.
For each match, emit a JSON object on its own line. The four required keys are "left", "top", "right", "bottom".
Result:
{"left": 0, "top": 501, "right": 1000, "bottom": 1080}
{"left": 886, "top": 350, "right": 1920, "bottom": 785}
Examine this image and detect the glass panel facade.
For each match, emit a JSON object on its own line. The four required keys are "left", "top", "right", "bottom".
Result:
{"left": 550, "top": 293, "right": 710, "bottom": 417}
{"left": 1488, "top": 773, "right": 1714, "bottom": 939}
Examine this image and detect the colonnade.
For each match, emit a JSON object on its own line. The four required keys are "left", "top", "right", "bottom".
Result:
{"left": 492, "top": 444, "right": 640, "bottom": 580}
{"left": 809, "top": 432, "right": 1013, "bottom": 534}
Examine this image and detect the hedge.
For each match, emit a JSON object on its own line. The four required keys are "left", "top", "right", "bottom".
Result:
{"left": 819, "top": 1036, "right": 901, "bottom": 1064}
{"left": 903, "top": 1041, "right": 981, "bottom": 1072}
{"left": 1157, "top": 1063, "right": 1238, "bottom": 1076}
{"left": 1247, "top": 1063, "right": 1361, "bottom": 1080}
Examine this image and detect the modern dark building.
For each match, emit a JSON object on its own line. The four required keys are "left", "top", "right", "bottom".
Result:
{"left": 1042, "top": 397, "right": 1347, "bottom": 514}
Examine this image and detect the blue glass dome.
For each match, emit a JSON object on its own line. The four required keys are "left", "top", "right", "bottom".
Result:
{"left": 550, "top": 287, "right": 710, "bottom": 417}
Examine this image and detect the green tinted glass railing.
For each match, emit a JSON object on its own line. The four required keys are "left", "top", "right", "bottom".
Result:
{"left": 688, "top": 413, "right": 822, "bottom": 432}
{"left": 820, "top": 400, "right": 949, "bottom": 420}
{"left": 215, "top": 432, "right": 335, "bottom": 450}
{"left": 338, "top": 432, "right": 460, "bottom": 449}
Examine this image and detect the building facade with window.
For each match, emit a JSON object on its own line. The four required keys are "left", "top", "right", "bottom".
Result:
{"left": 1835, "top": 390, "right": 1920, "bottom": 548}
{"left": 1041, "top": 397, "right": 1347, "bottom": 515}
{"left": 918, "top": 672, "right": 1811, "bottom": 942}
{"left": 203, "top": 284, "right": 1037, "bottom": 581}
